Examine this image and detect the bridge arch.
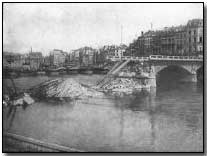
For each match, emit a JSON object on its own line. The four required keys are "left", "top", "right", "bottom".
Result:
{"left": 155, "top": 65, "right": 193, "bottom": 85}
{"left": 152, "top": 64, "right": 202, "bottom": 76}
{"left": 155, "top": 65, "right": 191, "bottom": 76}
{"left": 152, "top": 64, "right": 202, "bottom": 84}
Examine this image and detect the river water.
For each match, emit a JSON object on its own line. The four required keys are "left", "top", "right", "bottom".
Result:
{"left": 3, "top": 74, "right": 203, "bottom": 152}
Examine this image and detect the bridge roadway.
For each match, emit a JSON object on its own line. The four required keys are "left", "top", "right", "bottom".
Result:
{"left": 104, "top": 55, "right": 203, "bottom": 87}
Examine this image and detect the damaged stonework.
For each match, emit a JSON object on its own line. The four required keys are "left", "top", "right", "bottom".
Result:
{"left": 101, "top": 77, "right": 151, "bottom": 94}
{"left": 97, "top": 60, "right": 155, "bottom": 94}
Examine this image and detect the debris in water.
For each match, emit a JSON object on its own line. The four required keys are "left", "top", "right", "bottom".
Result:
{"left": 3, "top": 93, "right": 35, "bottom": 107}
{"left": 23, "top": 93, "right": 35, "bottom": 105}
{"left": 31, "top": 78, "right": 104, "bottom": 100}
{"left": 101, "top": 78, "right": 150, "bottom": 94}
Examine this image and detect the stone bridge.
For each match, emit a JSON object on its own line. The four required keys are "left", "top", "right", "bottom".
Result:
{"left": 106, "top": 55, "right": 203, "bottom": 87}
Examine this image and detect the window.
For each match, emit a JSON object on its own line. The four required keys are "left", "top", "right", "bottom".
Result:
{"left": 199, "top": 37, "right": 202, "bottom": 43}
{"left": 189, "top": 30, "right": 191, "bottom": 35}
{"left": 189, "top": 38, "right": 191, "bottom": 43}
{"left": 194, "top": 30, "right": 196, "bottom": 35}
{"left": 194, "top": 37, "right": 196, "bottom": 43}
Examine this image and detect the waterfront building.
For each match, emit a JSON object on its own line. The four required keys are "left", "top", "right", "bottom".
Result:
{"left": 3, "top": 51, "right": 23, "bottom": 70}
{"left": 95, "top": 48, "right": 108, "bottom": 66}
{"left": 42, "top": 56, "right": 51, "bottom": 68}
{"left": 136, "top": 31, "right": 156, "bottom": 56}
{"left": 173, "top": 26, "right": 187, "bottom": 55}
{"left": 130, "top": 18, "right": 203, "bottom": 56}
{"left": 115, "top": 44, "right": 127, "bottom": 58}
{"left": 100, "top": 44, "right": 127, "bottom": 58}
{"left": 186, "top": 19, "right": 203, "bottom": 56}
{"left": 50, "top": 49, "right": 67, "bottom": 67}
{"left": 28, "top": 52, "right": 43, "bottom": 70}
{"left": 75, "top": 47, "right": 96, "bottom": 66}
{"left": 70, "top": 49, "right": 81, "bottom": 66}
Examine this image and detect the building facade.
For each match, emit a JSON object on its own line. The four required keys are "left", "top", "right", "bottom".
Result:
{"left": 130, "top": 19, "right": 203, "bottom": 57}
{"left": 186, "top": 19, "right": 203, "bottom": 56}
{"left": 50, "top": 49, "right": 67, "bottom": 67}
{"left": 28, "top": 52, "right": 43, "bottom": 70}
{"left": 3, "top": 52, "right": 24, "bottom": 70}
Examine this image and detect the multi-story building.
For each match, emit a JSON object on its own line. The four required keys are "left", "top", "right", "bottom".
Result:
{"left": 69, "top": 49, "right": 81, "bottom": 66}
{"left": 174, "top": 26, "right": 187, "bottom": 55}
{"left": 3, "top": 51, "right": 44, "bottom": 71}
{"left": 28, "top": 52, "right": 43, "bottom": 70}
{"left": 75, "top": 47, "right": 96, "bottom": 66}
{"left": 95, "top": 48, "right": 108, "bottom": 65}
{"left": 42, "top": 56, "right": 51, "bottom": 68}
{"left": 50, "top": 49, "right": 67, "bottom": 67}
{"left": 136, "top": 31, "right": 156, "bottom": 56}
{"left": 100, "top": 44, "right": 127, "bottom": 58}
{"left": 115, "top": 44, "right": 127, "bottom": 58}
{"left": 186, "top": 19, "right": 203, "bottom": 56}
{"left": 3, "top": 51, "right": 23, "bottom": 70}
{"left": 130, "top": 18, "right": 203, "bottom": 56}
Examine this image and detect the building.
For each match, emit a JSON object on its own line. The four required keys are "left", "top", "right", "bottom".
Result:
{"left": 70, "top": 49, "right": 81, "bottom": 66}
{"left": 129, "top": 18, "right": 203, "bottom": 57}
{"left": 3, "top": 51, "right": 44, "bottom": 71}
{"left": 42, "top": 56, "right": 51, "bottom": 68}
{"left": 186, "top": 19, "right": 203, "bottom": 56}
{"left": 136, "top": 31, "right": 156, "bottom": 56}
{"left": 50, "top": 49, "right": 67, "bottom": 67}
{"left": 100, "top": 44, "right": 127, "bottom": 58}
{"left": 28, "top": 52, "right": 43, "bottom": 70}
{"left": 3, "top": 51, "right": 23, "bottom": 70}
{"left": 74, "top": 47, "right": 96, "bottom": 66}
{"left": 174, "top": 26, "right": 187, "bottom": 55}
{"left": 95, "top": 47, "right": 108, "bottom": 66}
{"left": 115, "top": 44, "right": 127, "bottom": 58}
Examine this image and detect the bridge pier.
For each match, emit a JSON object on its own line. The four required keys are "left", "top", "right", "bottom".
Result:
{"left": 148, "top": 77, "right": 157, "bottom": 88}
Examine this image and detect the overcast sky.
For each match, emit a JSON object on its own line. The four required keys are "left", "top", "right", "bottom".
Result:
{"left": 3, "top": 3, "right": 203, "bottom": 55}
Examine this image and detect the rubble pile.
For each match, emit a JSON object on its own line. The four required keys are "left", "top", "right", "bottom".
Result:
{"left": 101, "top": 78, "right": 150, "bottom": 93}
{"left": 32, "top": 78, "right": 103, "bottom": 99}
{"left": 3, "top": 93, "right": 35, "bottom": 107}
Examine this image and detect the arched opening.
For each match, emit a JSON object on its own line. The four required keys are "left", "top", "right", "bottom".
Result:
{"left": 156, "top": 65, "right": 192, "bottom": 87}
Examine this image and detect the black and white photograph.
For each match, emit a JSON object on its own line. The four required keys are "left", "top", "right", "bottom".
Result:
{"left": 2, "top": 3, "right": 204, "bottom": 152}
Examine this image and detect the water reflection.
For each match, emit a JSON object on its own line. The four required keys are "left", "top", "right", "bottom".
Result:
{"left": 7, "top": 105, "right": 17, "bottom": 128}
{"left": 6, "top": 103, "right": 29, "bottom": 129}
{"left": 104, "top": 81, "right": 202, "bottom": 151}
{"left": 3, "top": 75, "right": 203, "bottom": 152}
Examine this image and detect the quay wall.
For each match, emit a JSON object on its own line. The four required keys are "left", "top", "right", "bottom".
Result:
{"left": 3, "top": 132, "right": 83, "bottom": 152}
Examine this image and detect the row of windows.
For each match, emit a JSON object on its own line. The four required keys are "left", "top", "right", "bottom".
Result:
{"left": 145, "top": 36, "right": 203, "bottom": 44}
{"left": 189, "top": 30, "right": 197, "bottom": 35}
{"left": 188, "top": 37, "right": 202, "bottom": 43}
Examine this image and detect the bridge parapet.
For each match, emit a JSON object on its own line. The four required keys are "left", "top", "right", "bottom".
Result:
{"left": 107, "top": 56, "right": 149, "bottom": 61}
{"left": 107, "top": 55, "right": 203, "bottom": 62}
{"left": 149, "top": 55, "right": 203, "bottom": 61}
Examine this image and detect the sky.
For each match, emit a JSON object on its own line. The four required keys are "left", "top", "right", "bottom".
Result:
{"left": 3, "top": 3, "right": 203, "bottom": 55}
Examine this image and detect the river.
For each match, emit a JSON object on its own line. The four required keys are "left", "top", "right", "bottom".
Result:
{"left": 3, "top": 74, "right": 203, "bottom": 152}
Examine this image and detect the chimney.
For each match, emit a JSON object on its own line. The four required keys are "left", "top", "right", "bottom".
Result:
{"left": 141, "top": 31, "right": 144, "bottom": 36}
